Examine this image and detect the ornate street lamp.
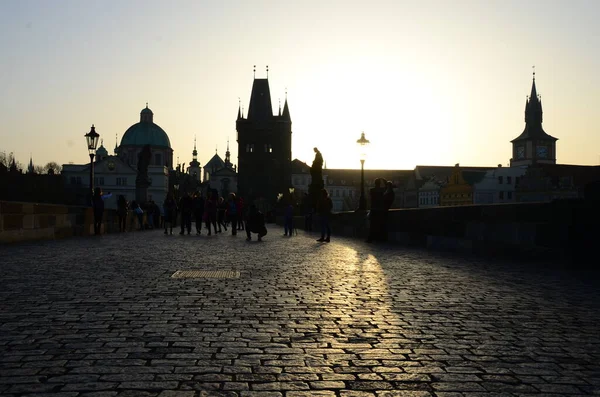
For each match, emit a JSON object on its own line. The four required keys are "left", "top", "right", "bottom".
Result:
{"left": 84, "top": 124, "right": 100, "bottom": 202}
{"left": 356, "top": 131, "right": 370, "bottom": 211}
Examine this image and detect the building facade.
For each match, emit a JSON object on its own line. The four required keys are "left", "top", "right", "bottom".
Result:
{"left": 473, "top": 166, "right": 528, "bottom": 204}
{"left": 62, "top": 105, "right": 172, "bottom": 208}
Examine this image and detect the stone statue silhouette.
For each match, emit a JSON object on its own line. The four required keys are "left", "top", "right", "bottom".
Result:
{"left": 136, "top": 144, "right": 152, "bottom": 188}
{"left": 310, "top": 147, "right": 323, "bottom": 184}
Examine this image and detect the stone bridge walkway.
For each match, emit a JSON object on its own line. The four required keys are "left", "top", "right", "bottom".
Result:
{"left": 1, "top": 226, "right": 599, "bottom": 396}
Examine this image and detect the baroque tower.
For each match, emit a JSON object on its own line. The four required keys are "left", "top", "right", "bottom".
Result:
{"left": 188, "top": 136, "right": 201, "bottom": 182}
{"left": 236, "top": 68, "right": 292, "bottom": 207}
{"left": 510, "top": 72, "right": 558, "bottom": 167}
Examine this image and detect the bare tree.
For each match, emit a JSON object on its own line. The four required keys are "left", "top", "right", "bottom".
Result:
{"left": 34, "top": 165, "right": 45, "bottom": 174}
{"left": 44, "top": 162, "right": 62, "bottom": 174}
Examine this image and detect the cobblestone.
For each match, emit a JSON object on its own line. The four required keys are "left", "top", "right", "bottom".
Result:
{"left": 1, "top": 227, "right": 600, "bottom": 396}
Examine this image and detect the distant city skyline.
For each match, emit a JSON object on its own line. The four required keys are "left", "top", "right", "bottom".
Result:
{"left": 1, "top": 0, "right": 599, "bottom": 171}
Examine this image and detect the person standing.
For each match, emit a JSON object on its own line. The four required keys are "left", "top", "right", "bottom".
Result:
{"left": 116, "top": 195, "right": 128, "bottom": 232}
{"left": 179, "top": 192, "right": 193, "bottom": 235}
{"left": 192, "top": 191, "right": 205, "bottom": 235}
{"left": 382, "top": 180, "right": 395, "bottom": 241}
{"left": 92, "top": 187, "right": 105, "bottom": 235}
{"left": 163, "top": 192, "right": 178, "bottom": 235}
{"left": 284, "top": 202, "right": 294, "bottom": 236}
{"left": 316, "top": 188, "right": 333, "bottom": 242}
{"left": 366, "top": 178, "right": 385, "bottom": 243}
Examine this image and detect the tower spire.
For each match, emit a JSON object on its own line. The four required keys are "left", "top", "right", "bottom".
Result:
{"left": 266, "top": 65, "right": 269, "bottom": 78}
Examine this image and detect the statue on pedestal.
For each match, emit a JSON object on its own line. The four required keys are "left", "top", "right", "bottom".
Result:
{"left": 308, "top": 147, "right": 325, "bottom": 216}
{"left": 136, "top": 144, "right": 152, "bottom": 203}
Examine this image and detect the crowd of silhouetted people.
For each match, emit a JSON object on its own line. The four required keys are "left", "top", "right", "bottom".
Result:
{"left": 92, "top": 178, "right": 394, "bottom": 243}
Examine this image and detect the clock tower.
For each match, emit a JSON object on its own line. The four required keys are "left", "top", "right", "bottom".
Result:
{"left": 510, "top": 73, "right": 558, "bottom": 167}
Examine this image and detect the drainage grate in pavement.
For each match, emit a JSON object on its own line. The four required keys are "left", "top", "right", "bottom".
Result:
{"left": 171, "top": 270, "right": 241, "bottom": 279}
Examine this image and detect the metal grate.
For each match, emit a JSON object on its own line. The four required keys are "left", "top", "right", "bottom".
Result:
{"left": 171, "top": 270, "right": 241, "bottom": 279}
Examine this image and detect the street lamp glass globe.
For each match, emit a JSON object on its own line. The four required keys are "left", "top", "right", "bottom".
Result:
{"left": 356, "top": 131, "right": 370, "bottom": 161}
{"left": 85, "top": 125, "right": 100, "bottom": 154}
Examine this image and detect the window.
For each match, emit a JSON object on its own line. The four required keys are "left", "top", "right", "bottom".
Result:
{"left": 94, "top": 177, "right": 104, "bottom": 186}
{"left": 70, "top": 177, "right": 76, "bottom": 185}
{"left": 515, "top": 177, "right": 520, "bottom": 186}
{"left": 154, "top": 153, "right": 161, "bottom": 166}
{"left": 116, "top": 177, "right": 127, "bottom": 186}
{"left": 507, "top": 176, "right": 512, "bottom": 184}
{"left": 498, "top": 176, "right": 503, "bottom": 184}
{"left": 264, "top": 143, "right": 273, "bottom": 153}
{"left": 499, "top": 191, "right": 504, "bottom": 200}
{"left": 246, "top": 144, "right": 254, "bottom": 153}
{"left": 76, "top": 176, "right": 82, "bottom": 185}
{"left": 507, "top": 191, "right": 513, "bottom": 200}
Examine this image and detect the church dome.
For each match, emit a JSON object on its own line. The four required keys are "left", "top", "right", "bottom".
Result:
{"left": 120, "top": 105, "right": 172, "bottom": 149}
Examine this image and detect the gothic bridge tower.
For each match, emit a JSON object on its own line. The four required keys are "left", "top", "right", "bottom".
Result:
{"left": 236, "top": 67, "right": 292, "bottom": 208}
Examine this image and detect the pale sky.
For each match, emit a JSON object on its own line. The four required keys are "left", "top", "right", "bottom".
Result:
{"left": 1, "top": 0, "right": 599, "bottom": 171}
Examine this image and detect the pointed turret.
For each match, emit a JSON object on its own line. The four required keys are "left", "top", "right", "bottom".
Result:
{"left": 282, "top": 98, "right": 291, "bottom": 122}
{"left": 247, "top": 79, "right": 273, "bottom": 121}
{"left": 225, "top": 139, "right": 232, "bottom": 168}
{"left": 237, "top": 104, "right": 241, "bottom": 120}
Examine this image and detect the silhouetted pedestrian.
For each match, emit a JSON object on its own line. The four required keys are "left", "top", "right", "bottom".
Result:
{"left": 192, "top": 191, "right": 205, "bottom": 235}
{"left": 116, "top": 195, "right": 128, "bottom": 232}
{"left": 245, "top": 204, "right": 267, "bottom": 241}
{"left": 316, "top": 188, "right": 332, "bottom": 242}
{"left": 366, "top": 178, "right": 385, "bottom": 243}
{"left": 179, "top": 193, "right": 193, "bottom": 235}
{"left": 163, "top": 192, "right": 178, "bottom": 235}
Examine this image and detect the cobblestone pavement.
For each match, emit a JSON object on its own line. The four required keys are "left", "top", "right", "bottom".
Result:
{"left": 1, "top": 225, "right": 600, "bottom": 397}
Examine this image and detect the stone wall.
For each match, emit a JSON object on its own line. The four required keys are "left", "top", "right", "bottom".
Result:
{"left": 0, "top": 201, "right": 124, "bottom": 243}
{"left": 283, "top": 200, "right": 596, "bottom": 262}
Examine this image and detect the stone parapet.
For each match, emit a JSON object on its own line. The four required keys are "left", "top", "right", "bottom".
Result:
{"left": 0, "top": 201, "right": 126, "bottom": 244}
{"left": 280, "top": 200, "right": 596, "bottom": 262}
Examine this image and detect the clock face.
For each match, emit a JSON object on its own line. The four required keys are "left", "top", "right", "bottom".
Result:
{"left": 536, "top": 146, "right": 548, "bottom": 158}
{"left": 516, "top": 146, "right": 525, "bottom": 159}
{"left": 107, "top": 161, "right": 116, "bottom": 171}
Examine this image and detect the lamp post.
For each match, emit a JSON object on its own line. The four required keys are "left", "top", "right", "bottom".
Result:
{"left": 84, "top": 124, "right": 100, "bottom": 203}
{"left": 356, "top": 131, "right": 370, "bottom": 211}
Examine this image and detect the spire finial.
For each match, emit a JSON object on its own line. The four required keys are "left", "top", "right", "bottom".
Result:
{"left": 227, "top": 138, "right": 230, "bottom": 150}
{"left": 285, "top": 87, "right": 288, "bottom": 100}
{"left": 253, "top": 65, "right": 256, "bottom": 79}
{"left": 146, "top": 102, "right": 148, "bottom": 108}
{"left": 215, "top": 145, "right": 218, "bottom": 154}
{"left": 194, "top": 135, "right": 197, "bottom": 150}
{"left": 532, "top": 65, "right": 535, "bottom": 80}
{"left": 266, "top": 65, "right": 269, "bottom": 78}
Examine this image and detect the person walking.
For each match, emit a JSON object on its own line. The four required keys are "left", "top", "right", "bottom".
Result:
{"left": 204, "top": 190, "right": 218, "bottom": 235}
{"left": 217, "top": 196, "right": 228, "bottom": 233}
{"left": 316, "top": 188, "right": 333, "bottom": 242}
{"left": 163, "top": 192, "right": 178, "bottom": 235}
